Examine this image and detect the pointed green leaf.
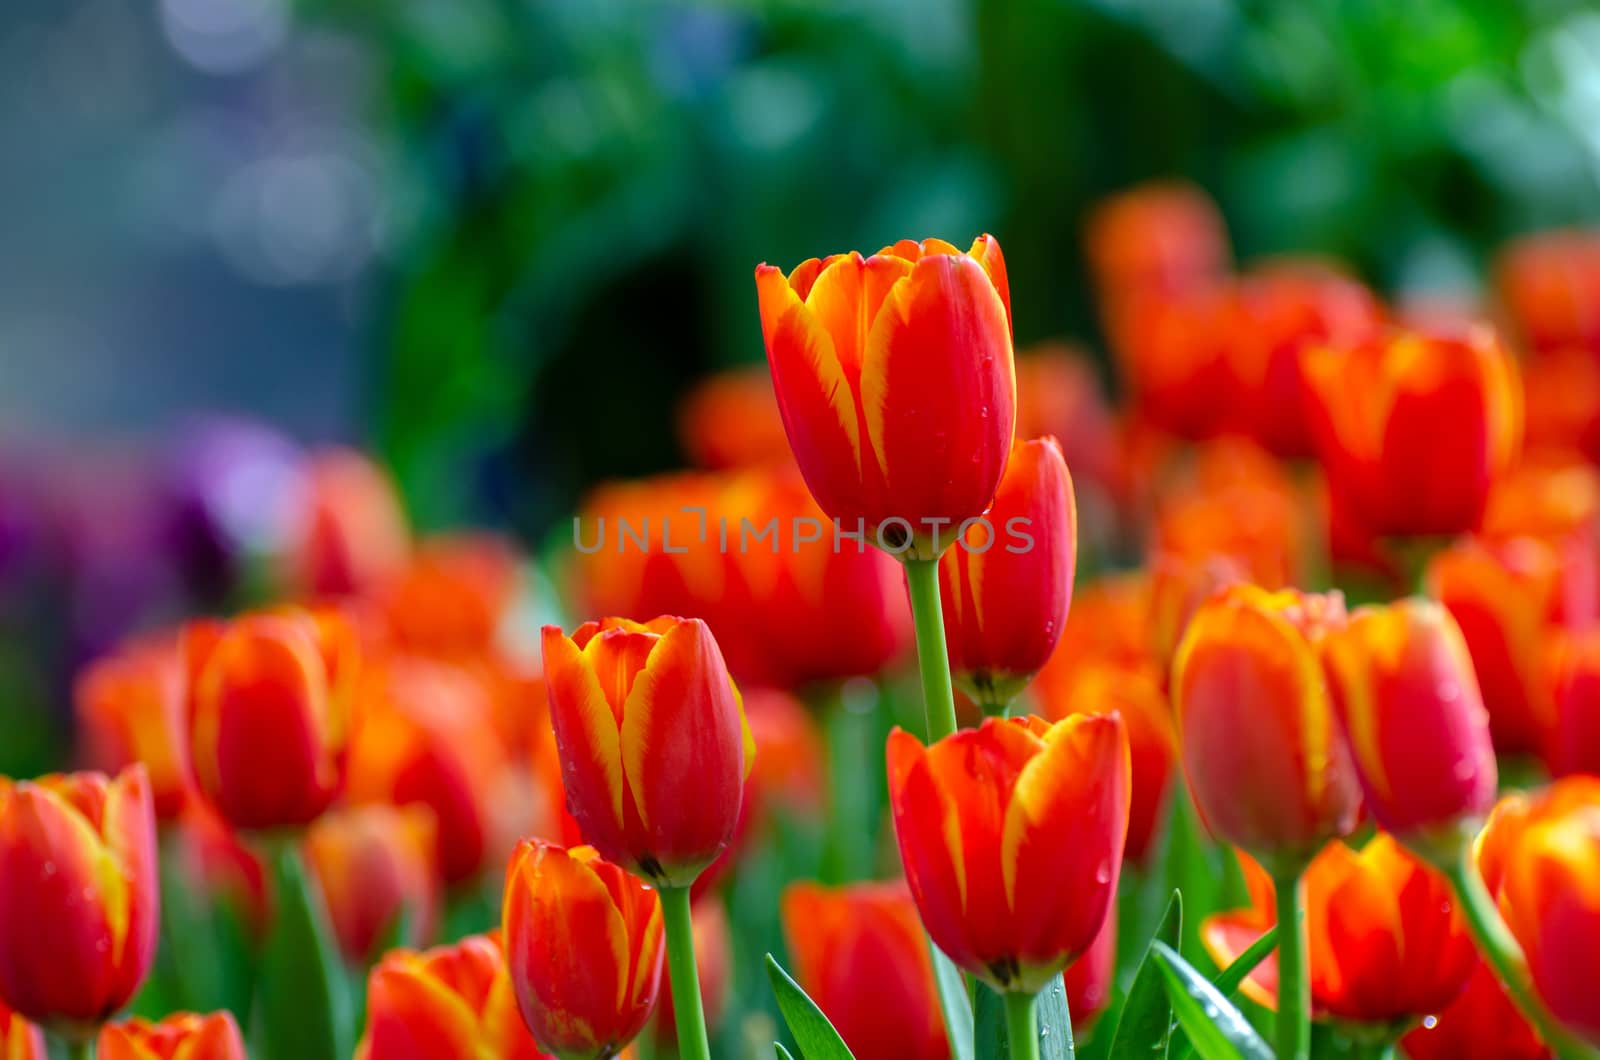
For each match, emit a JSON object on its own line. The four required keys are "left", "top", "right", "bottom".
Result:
{"left": 1035, "top": 972, "right": 1076, "bottom": 1059}
{"left": 255, "top": 841, "right": 351, "bottom": 1060}
{"left": 1108, "top": 889, "right": 1183, "bottom": 1058}
{"left": 776, "top": 1045, "right": 797, "bottom": 1060}
{"left": 764, "top": 954, "right": 855, "bottom": 1060}
{"left": 1151, "top": 943, "right": 1272, "bottom": 1060}
{"left": 1170, "top": 927, "right": 1279, "bottom": 1060}
{"left": 930, "top": 943, "right": 976, "bottom": 1060}
{"left": 975, "top": 978, "right": 1006, "bottom": 1058}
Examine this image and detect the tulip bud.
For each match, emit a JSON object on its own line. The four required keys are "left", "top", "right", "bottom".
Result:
{"left": 1172, "top": 585, "right": 1360, "bottom": 872}
{"left": 676, "top": 367, "right": 794, "bottom": 471}
{"left": 358, "top": 933, "right": 549, "bottom": 1060}
{"left": 1064, "top": 904, "right": 1116, "bottom": 1033}
{"left": 0, "top": 997, "right": 44, "bottom": 1060}
{"left": 304, "top": 804, "right": 439, "bottom": 965}
{"left": 755, "top": 237, "right": 1016, "bottom": 560}
{"left": 1084, "top": 180, "right": 1228, "bottom": 300}
{"left": 284, "top": 447, "right": 409, "bottom": 598}
{"left": 374, "top": 533, "right": 520, "bottom": 656}
{"left": 502, "top": 841, "right": 664, "bottom": 1060}
{"left": 886, "top": 714, "right": 1129, "bottom": 995}
{"left": 1543, "top": 628, "right": 1600, "bottom": 778}
{"left": 75, "top": 635, "right": 190, "bottom": 819}
{"left": 781, "top": 881, "right": 948, "bottom": 1060}
{"left": 1320, "top": 598, "right": 1497, "bottom": 861}
{"left": 939, "top": 437, "right": 1076, "bottom": 712}
{"left": 98, "top": 1011, "right": 246, "bottom": 1060}
{"left": 541, "top": 616, "right": 753, "bottom": 887}
{"left": 0, "top": 766, "right": 158, "bottom": 1025}
{"left": 1495, "top": 229, "right": 1600, "bottom": 355}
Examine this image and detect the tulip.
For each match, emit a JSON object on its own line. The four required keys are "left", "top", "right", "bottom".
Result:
{"left": 171, "top": 801, "right": 267, "bottom": 935}
{"left": 373, "top": 533, "right": 520, "bottom": 656}
{"left": 1304, "top": 325, "right": 1522, "bottom": 537}
{"left": 1171, "top": 585, "right": 1360, "bottom": 870}
{"left": 185, "top": 607, "right": 358, "bottom": 830}
{"left": 1084, "top": 180, "right": 1228, "bottom": 300}
{"left": 1064, "top": 903, "right": 1116, "bottom": 1033}
{"left": 0, "top": 766, "right": 158, "bottom": 1028}
{"left": 74, "top": 635, "right": 190, "bottom": 819}
{"left": 502, "top": 840, "right": 663, "bottom": 1060}
{"left": 358, "top": 933, "right": 550, "bottom": 1060}
{"left": 1522, "top": 348, "right": 1600, "bottom": 461}
{"left": 284, "top": 447, "right": 409, "bottom": 597}
{"left": 1320, "top": 598, "right": 1497, "bottom": 859}
{"left": 781, "top": 881, "right": 949, "bottom": 1060}
{"left": 743, "top": 688, "right": 826, "bottom": 821}
{"left": 1495, "top": 229, "right": 1600, "bottom": 355}
{"left": 1012, "top": 346, "right": 1119, "bottom": 505}
{"left": 652, "top": 899, "right": 731, "bottom": 1049}
{"left": 754, "top": 236, "right": 1015, "bottom": 561}
{"left": 1479, "top": 457, "right": 1600, "bottom": 628}
{"left": 304, "top": 804, "right": 439, "bottom": 965}
{"left": 1543, "top": 629, "right": 1600, "bottom": 777}
{"left": 939, "top": 436, "right": 1076, "bottom": 712}
{"left": 0, "top": 996, "right": 45, "bottom": 1060}
{"left": 1400, "top": 959, "right": 1551, "bottom": 1060}
{"left": 676, "top": 367, "right": 794, "bottom": 471}
{"left": 886, "top": 714, "right": 1129, "bottom": 997}
{"left": 1202, "top": 836, "right": 1476, "bottom": 1026}
{"left": 98, "top": 1012, "right": 246, "bottom": 1060}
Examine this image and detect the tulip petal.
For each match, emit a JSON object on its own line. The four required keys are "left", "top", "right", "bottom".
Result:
{"left": 541, "top": 627, "right": 626, "bottom": 836}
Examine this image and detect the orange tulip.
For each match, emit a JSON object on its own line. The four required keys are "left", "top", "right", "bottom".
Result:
{"left": 358, "top": 933, "right": 550, "bottom": 1060}
{"left": 373, "top": 533, "right": 520, "bottom": 656}
{"left": 755, "top": 236, "right": 1016, "bottom": 560}
{"left": 1201, "top": 836, "right": 1475, "bottom": 1024}
{"left": 1012, "top": 346, "right": 1119, "bottom": 502}
{"left": 541, "top": 616, "right": 753, "bottom": 887}
{"left": 1480, "top": 457, "right": 1600, "bottom": 627}
{"left": 1521, "top": 348, "right": 1600, "bottom": 461}
{"left": 1478, "top": 776, "right": 1600, "bottom": 1045}
{"left": 676, "top": 367, "right": 795, "bottom": 471}
{"left": 1543, "top": 628, "right": 1600, "bottom": 777}
{"left": 1399, "top": 959, "right": 1550, "bottom": 1060}
{"left": 781, "top": 881, "right": 949, "bottom": 1060}
{"left": 304, "top": 804, "right": 439, "bottom": 965}
{"left": 1172, "top": 585, "right": 1360, "bottom": 870}
{"left": 502, "top": 841, "right": 664, "bottom": 1060}
{"left": 1304, "top": 325, "right": 1522, "bottom": 537}
{"left": 1084, "top": 180, "right": 1228, "bottom": 300}
{"left": 98, "top": 1012, "right": 246, "bottom": 1060}
{"left": 285, "top": 447, "right": 410, "bottom": 597}
{"left": 939, "top": 436, "right": 1076, "bottom": 711}
{"left": 1064, "top": 901, "right": 1116, "bottom": 1032}
{"left": 743, "top": 688, "right": 826, "bottom": 820}
{"left": 886, "top": 714, "right": 1129, "bottom": 994}
{"left": 1321, "top": 598, "right": 1497, "bottom": 855}
{"left": 1495, "top": 229, "right": 1600, "bottom": 354}
{"left": 652, "top": 899, "right": 730, "bottom": 1049}
{"left": 0, "top": 996, "right": 45, "bottom": 1060}
{"left": 0, "top": 766, "right": 158, "bottom": 1025}
{"left": 75, "top": 635, "right": 190, "bottom": 819}
{"left": 171, "top": 801, "right": 266, "bottom": 935}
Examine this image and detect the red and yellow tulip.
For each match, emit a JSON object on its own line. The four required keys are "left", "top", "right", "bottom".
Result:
{"left": 74, "top": 635, "right": 190, "bottom": 820}
{"left": 304, "top": 804, "right": 439, "bottom": 965}
{"left": 98, "top": 1011, "right": 246, "bottom": 1060}
{"left": 0, "top": 997, "right": 44, "bottom": 1060}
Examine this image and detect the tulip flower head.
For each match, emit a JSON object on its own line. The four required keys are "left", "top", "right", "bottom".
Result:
{"left": 541, "top": 616, "right": 753, "bottom": 887}
{"left": 98, "top": 1011, "right": 246, "bottom": 1060}
{"left": 502, "top": 840, "right": 664, "bottom": 1060}
{"left": 755, "top": 236, "right": 1016, "bottom": 560}
{"left": 304, "top": 804, "right": 440, "bottom": 965}
{"left": 0, "top": 766, "right": 158, "bottom": 1028}
{"left": 74, "top": 636, "right": 190, "bottom": 820}
{"left": 886, "top": 713, "right": 1130, "bottom": 995}
{"left": 0, "top": 995, "right": 45, "bottom": 1060}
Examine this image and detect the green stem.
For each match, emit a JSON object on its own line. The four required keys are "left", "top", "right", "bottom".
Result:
{"left": 660, "top": 886, "right": 711, "bottom": 1060}
{"left": 821, "top": 685, "right": 874, "bottom": 882}
{"left": 904, "top": 558, "right": 960, "bottom": 742}
{"left": 1273, "top": 870, "right": 1309, "bottom": 1060}
{"left": 60, "top": 1034, "right": 96, "bottom": 1060}
{"left": 1445, "top": 859, "right": 1600, "bottom": 1060}
{"left": 1004, "top": 991, "right": 1040, "bottom": 1060}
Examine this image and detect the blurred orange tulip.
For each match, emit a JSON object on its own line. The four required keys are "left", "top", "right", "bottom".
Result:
{"left": 502, "top": 841, "right": 663, "bottom": 1060}
{"left": 1012, "top": 346, "right": 1118, "bottom": 500}
{"left": 781, "top": 880, "right": 949, "bottom": 1060}
{"left": 939, "top": 437, "right": 1076, "bottom": 711}
{"left": 1084, "top": 180, "right": 1228, "bottom": 301}
{"left": 1172, "top": 585, "right": 1360, "bottom": 871}
{"left": 171, "top": 801, "right": 266, "bottom": 935}
{"left": 1400, "top": 958, "right": 1550, "bottom": 1060}
{"left": 0, "top": 766, "right": 158, "bottom": 1025}
{"left": 886, "top": 714, "right": 1129, "bottom": 995}
{"left": 1202, "top": 836, "right": 1475, "bottom": 1024}
{"left": 1542, "top": 629, "right": 1600, "bottom": 777}
{"left": 374, "top": 533, "right": 520, "bottom": 656}
{"left": 1521, "top": 348, "right": 1600, "bottom": 460}
{"left": 541, "top": 616, "right": 752, "bottom": 887}
{"left": 652, "top": 899, "right": 731, "bottom": 1049}
{"left": 1064, "top": 901, "right": 1116, "bottom": 1032}
{"left": 1478, "top": 777, "right": 1600, "bottom": 1046}
{"left": 98, "top": 1012, "right": 246, "bottom": 1060}
{"left": 1304, "top": 325, "right": 1522, "bottom": 537}
{"left": 358, "top": 933, "right": 550, "bottom": 1060}
{"left": 1480, "top": 458, "right": 1600, "bottom": 627}
{"left": 755, "top": 237, "right": 1016, "bottom": 560}
{"left": 75, "top": 635, "right": 190, "bottom": 820}
{"left": 304, "top": 804, "right": 439, "bottom": 965}
{"left": 743, "top": 688, "right": 826, "bottom": 820}
{"left": 1495, "top": 229, "right": 1600, "bottom": 354}
{"left": 1321, "top": 598, "right": 1497, "bottom": 856}
{"left": 676, "top": 367, "right": 795, "bottom": 471}
{"left": 285, "top": 447, "right": 410, "bottom": 598}
{"left": 0, "top": 994, "right": 45, "bottom": 1060}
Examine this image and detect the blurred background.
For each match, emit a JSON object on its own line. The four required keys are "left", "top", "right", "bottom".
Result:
{"left": 4, "top": 0, "right": 1600, "bottom": 767}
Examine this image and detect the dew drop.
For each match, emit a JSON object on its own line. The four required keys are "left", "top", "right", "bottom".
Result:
{"left": 1422, "top": 1015, "right": 1438, "bottom": 1029}
{"left": 41, "top": 861, "right": 56, "bottom": 877}
{"left": 1094, "top": 861, "right": 1112, "bottom": 885}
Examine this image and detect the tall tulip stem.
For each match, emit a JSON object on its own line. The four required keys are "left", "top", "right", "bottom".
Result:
{"left": 904, "top": 558, "right": 960, "bottom": 742}
{"left": 1004, "top": 991, "right": 1040, "bottom": 1060}
{"left": 1274, "top": 870, "right": 1310, "bottom": 1060}
{"left": 1445, "top": 857, "right": 1600, "bottom": 1060}
{"left": 660, "top": 885, "right": 712, "bottom": 1060}
{"left": 59, "top": 1034, "right": 95, "bottom": 1060}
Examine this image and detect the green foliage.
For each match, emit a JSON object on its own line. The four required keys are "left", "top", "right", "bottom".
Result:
{"left": 255, "top": 842, "right": 352, "bottom": 1060}
{"left": 765, "top": 954, "right": 856, "bottom": 1060}
{"left": 1152, "top": 943, "right": 1274, "bottom": 1060}
{"left": 1109, "top": 890, "right": 1183, "bottom": 1058}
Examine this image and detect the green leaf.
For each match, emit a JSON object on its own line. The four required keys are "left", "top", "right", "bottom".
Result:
{"left": 974, "top": 977, "right": 1005, "bottom": 1058}
{"left": 929, "top": 942, "right": 976, "bottom": 1060}
{"left": 1171, "top": 927, "right": 1279, "bottom": 1060}
{"left": 776, "top": 1045, "right": 797, "bottom": 1060}
{"left": 255, "top": 841, "right": 351, "bottom": 1060}
{"left": 1151, "top": 943, "right": 1273, "bottom": 1060}
{"left": 764, "top": 954, "right": 855, "bottom": 1060}
{"left": 1034, "top": 972, "right": 1076, "bottom": 1060}
{"left": 1108, "top": 889, "right": 1183, "bottom": 1058}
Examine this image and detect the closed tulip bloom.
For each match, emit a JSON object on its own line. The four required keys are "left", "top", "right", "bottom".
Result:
{"left": 285, "top": 447, "right": 410, "bottom": 598}
{"left": 1012, "top": 346, "right": 1119, "bottom": 501}
{"left": 1304, "top": 326, "right": 1522, "bottom": 537}
{"left": 1202, "top": 836, "right": 1476, "bottom": 1024}
{"left": 1084, "top": 181, "right": 1229, "bottom": 299}
{"left": 1064, "top": 902, "right": 1116, "bottom": 1032}
{"left": 651, "top": 899, "right": 731, "bottom": 1049}
{"left": 75, "top": 636, "right": 190, "bottom": 819}
{"left": 1321, "top": 598, "right": 1497, "bottom": 857}
{"left": 1172, "top": 585, "right": 1360, "bottom": 871}
{"left": 98, "top": 1012, "right": 246, "bottom": 1060}
{"left": 304, "top": 804, "right": 439, "bottom": 965}
{"left": 0, "top": 766, "right": 158, "bottom": 1026}
{"left": 358, "top": 933, "right": 550, "bottom": 1060}
{"left": 502, "top": 841, "right": 664, "bottom": 1060}
{"left": 886, "top": 714, "right": 1130, "bottom": 994}
{"left": 939, "top": 437, "right": 1076, "bottom": 711}
{"left": 1400, "top": 958, "right": 1550, "bottom": 1060}
{"left": 374, "top": 533, "right": 520, "bottom": 656}
{"left": 781, "top": 881, "right": 948, "bottom": 1060}
{"left": 1481, "top": 777, "right": 1600, "bottom": 1046}
{"left": 1495, "top": 229, "right": 1600, "bottom": 354}
{"left": 541, "top": 616, "right": 753, "bottom": 887}
{"left": 1522, "top": 348, "right": 1600, "bottom": 461}
{"left": 0, "top": 996, "right": 45, "bottom": 1060}
{"left": 675, "top": 367, "right": 794, "bottom": 471}
{"left": 1480, "top": 458, "right": 1600, "bottom": 628}
{"left": 1543, "top": 629, "right": 1600, "bottom": 777}
{"left": 755, "top": 236, "right": 1016, "bottom": 560}
{"left": 185, "top": 607, "right": 358, "bottom": 830}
